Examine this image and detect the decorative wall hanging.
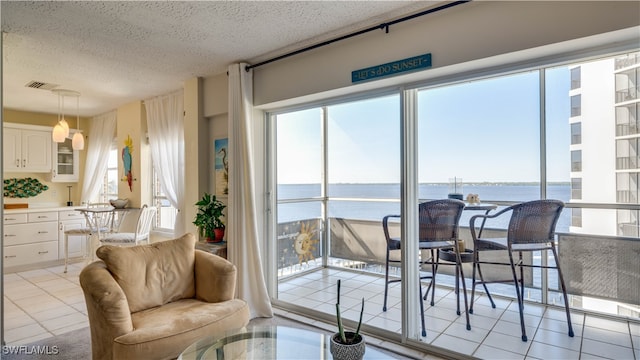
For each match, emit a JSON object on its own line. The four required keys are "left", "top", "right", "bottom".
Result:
{"left": 294, "top": 221, "right": 320, "bottom": 266}
{"left": 215, "top": 138, "right": 229, "bottom": 196}
{"left": 3, "top": 178, "right": 49, "bottom": 198}
{"left": 122, "top": 135, "right": 134, "bottom": 191}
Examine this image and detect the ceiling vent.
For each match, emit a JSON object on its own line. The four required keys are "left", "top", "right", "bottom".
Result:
{"left": 25, "top": 81, "right": 58, "bottom": 90}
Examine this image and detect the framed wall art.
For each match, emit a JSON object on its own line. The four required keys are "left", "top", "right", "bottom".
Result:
{"left": 215, "top": 138, "right": 229, "bottom": 196}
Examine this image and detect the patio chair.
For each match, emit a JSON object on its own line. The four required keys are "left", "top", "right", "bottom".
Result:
{"left": 468, "top": 199, "right": 574, "bottom": 341}
{"left": 382, "top": 199, "right": 469, "bottom": 337}
{"left": 99, "top": 204, "right": 156, "bottom": 247}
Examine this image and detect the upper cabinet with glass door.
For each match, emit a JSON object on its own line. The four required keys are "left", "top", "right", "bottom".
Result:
{"left": 50, "top": 132, "right": 80, "bottom": 182}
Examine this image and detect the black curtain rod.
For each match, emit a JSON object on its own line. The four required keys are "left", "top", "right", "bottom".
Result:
{"left": 245, "top": 0, "right": 470, "bottom": 72}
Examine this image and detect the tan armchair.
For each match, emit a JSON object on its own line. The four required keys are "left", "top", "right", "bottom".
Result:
{"left": 80, "top": 233, "right": 250, "bottom": 360}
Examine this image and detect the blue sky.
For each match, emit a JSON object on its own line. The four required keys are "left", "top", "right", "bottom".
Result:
{"left": 277, "top": 67, "right": 570, "bottom": 184}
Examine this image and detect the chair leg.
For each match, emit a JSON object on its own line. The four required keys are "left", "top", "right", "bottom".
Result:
{"left": 383, "top": 249, "right": 390, "bottom": 312}
{"left": 470, "top": 249, "right": 496, "bottom": 313}
{"left": 508, "top": 249, "right": 528, "bottom": 342}
{"left": 476, "top": 263, "right": 496, "bottom": 309}
{"left": 422, "top": 250, "right": 435, "bottom": 301}
{"left": 430, "top": 249, "right": 437, "bottom": 306}
{"left": 423, "top": 277, "right": 433, "bottom": 301}
{"left": 470, "top": 249, "right": 478, "bottom": 314}
{"left": 456, "top": 246, "right": 471, "bottom": 330}
{"left": 418, "top": 277, "right": 427, "bottom": 337}
{"left": 551, "top": 246, "right": 574, "bottom": 337}
{"left": 519, "top": 252, "right": 525, "bottom": 303}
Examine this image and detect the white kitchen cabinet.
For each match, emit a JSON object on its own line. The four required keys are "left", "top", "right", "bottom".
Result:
{"left": 3, "top": 221, "right": 58, "bottom": 246}
{"left": 3, "top": 211, "right": 59, "bottom": 268}
{"left": 3, "top": 124, "right": 52, "bottom": 173}
{"left": 58, "top": 210, "right": 87, "bottom": 259}
{"left": 50, "top": 135, "right": 80, "bottom": 182}
{"left": 4, "top": 241, "right": 59, "bottom": 268}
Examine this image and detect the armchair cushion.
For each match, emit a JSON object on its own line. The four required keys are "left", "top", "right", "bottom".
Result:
{"left": 96, "top": 233, "right": 196, "bottom": 313}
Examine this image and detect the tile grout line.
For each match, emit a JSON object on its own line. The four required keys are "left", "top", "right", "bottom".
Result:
{"left": 6, "top": 266, "right": 87, "bottom": 342}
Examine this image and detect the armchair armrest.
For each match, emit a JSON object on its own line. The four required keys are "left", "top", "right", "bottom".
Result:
{"left": 469, "top": 206, "right": 513, "bottom": 240}
{"left": 79, "top": 261, "right": 133, "bottom": 360}
{"left": 194, "top": 249, "right": 237, "bottom": 303}
{"left": 382, "top": 214, "right": 401, "bottom": 249}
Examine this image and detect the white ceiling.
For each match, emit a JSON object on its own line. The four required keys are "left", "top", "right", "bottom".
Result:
{"left": 1, "top": 1, "right": 442, "bottom": 117}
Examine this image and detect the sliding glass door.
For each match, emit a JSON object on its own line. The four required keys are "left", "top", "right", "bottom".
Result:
{"left": 267, "top": 50, "right": 640, "bottom": 351}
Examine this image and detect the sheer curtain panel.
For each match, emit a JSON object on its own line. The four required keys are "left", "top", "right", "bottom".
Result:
{"left": 227, "top": 63, "right": 273, "bottom": 318}
{"left": 145, "top": 90, "right": 186, "bottom": 236}
{"left": 80, "top": 111, "right": 117, "bottom": 204}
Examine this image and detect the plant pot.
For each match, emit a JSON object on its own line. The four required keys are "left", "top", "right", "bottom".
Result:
{"left": 207, "top": 228, "right": 225, "bottom": 243}
{"left": 330, "top": 332, "right": 365, "bottom": 360}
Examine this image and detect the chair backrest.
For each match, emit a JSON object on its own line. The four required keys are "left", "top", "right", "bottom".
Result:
{"left": 418, "top": 199, "right": 465, "bottom": 242}
{"left": 134, "top": 205, "right": 157, "bottom": 243}
{"left": 88, "top": 202, "right": 111, "bottom": 208}
{"left": 507, "top": 199, "right": 564, "bottom": 244}
{"left": 86, "top": 202, "right": 116, "bottom": 230}
{"left": 382, "top": 214, "right": 401, "bottom": 250}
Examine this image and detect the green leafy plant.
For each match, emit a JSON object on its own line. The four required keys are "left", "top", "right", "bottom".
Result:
{"left": 192, "top": 193, "right": 226, "bottom": 239}
{"left": 335, "top": 279, "right": 365, "bottom": 344}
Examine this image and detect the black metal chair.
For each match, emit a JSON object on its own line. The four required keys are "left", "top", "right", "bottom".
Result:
{"left": 468, "top": 199, "right": 574, "bottom": 342}
{"left": 382, "top": 199, "right": 469, "bottom": 337}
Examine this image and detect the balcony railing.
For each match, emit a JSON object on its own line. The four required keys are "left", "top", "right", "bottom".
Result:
{"left": 617, "top": 190, "right": 639, "bottom": 203}
{"left": 616, "top": 123, "right": 640, "bottom": 136}
{"left": 277, "top": 215, "right": 640, "bottom": 319}
{"left": 616, "top": 156, "right": 640, "bottom": 170}
{"left": 616, "top": 87, "right": 639, "bottom": 103}
{"left": 615, "top": 53, "right": 640, "bottom": 70}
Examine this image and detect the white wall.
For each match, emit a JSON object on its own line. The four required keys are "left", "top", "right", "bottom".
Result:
{"left": 199, "top": 0, "right": 640, "bottom": 242}
{"left": 251, "top": 1, "right": 640, "bottom": 107}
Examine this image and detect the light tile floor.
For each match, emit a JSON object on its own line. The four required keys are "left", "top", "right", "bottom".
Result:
{"left": 3, "top": 262, "right": 88, "bottom": 345}
{"left": 3, "top": 263, "right": 639, "bottom": 360}
{"left": 278, "top": 267, "right": 640, "bottom": 360}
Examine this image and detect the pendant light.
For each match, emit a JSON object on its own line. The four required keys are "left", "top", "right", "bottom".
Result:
{"left": 71, "top": 94, "right": 84, "bottom": 150}
{"left": 52, "top": 91, "right": 66, "bottom": 142}
{"left": 52, "top": 89, "right": 83, "bottom": 150}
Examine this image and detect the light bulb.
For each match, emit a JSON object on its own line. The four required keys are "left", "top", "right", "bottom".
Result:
{"left": 52, "top": 124, "right": 66, "bottom": 143}
{"left": 60, "top": 118, "right": 70, "bottom": 138}
{"left": 72, "top": 132, "right": 84, "bottom": 150}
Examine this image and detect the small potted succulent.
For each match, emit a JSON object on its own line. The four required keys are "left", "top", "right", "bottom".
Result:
{"left": 193, "top": 193, "right": 226, "bottom": 242}
{"left": 330, "top": 279, "right": 366, "bottom": 360}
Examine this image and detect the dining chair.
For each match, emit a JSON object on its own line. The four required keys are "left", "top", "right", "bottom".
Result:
{"left": 382, "top": 199, "right": 469, "bottom": 337}
{"left": 99, "top": 205, "right": 157, "bottom": 247}
{"left": 468, "top": 199, "right": 574, "bottom": 341}
{"left": 63, "top": 202, "right": 114, "bottom": 273}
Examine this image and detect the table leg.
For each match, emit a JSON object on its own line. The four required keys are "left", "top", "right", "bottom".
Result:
{"left": 455, "top": 261, "right": 461, "bottom": 315}
{"left": 477, "top": 209, "right": 491, "bottom": 238}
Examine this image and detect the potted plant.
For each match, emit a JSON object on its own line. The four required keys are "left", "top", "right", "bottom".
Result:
{"left": 193, "top": 193, "right": 226, "bottom": 242}
{"left": 330, "top": 279, "right": 366, "bottom": 360}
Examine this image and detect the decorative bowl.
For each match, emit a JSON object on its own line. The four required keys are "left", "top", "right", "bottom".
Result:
{"left": 109, "top": 198, "right": 129, "bottom": 209}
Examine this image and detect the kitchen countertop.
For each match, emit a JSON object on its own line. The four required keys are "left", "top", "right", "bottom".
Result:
{"left": 3, "top": 205, "right": 88, "bottom": 214}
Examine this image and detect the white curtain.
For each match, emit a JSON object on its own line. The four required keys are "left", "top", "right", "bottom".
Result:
{"left": 80, "top": 111, "right": 117, "bottom": 204}
{"left": 145, "top": 90, "right": 186, "bottom": 236}
{"left": 227, "top": 63, "right": 273, "bottom": 318}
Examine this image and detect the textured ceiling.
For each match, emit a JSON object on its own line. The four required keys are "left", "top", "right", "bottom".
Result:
{"left": 2, "top": 1, "right": 441, "bottom": 117}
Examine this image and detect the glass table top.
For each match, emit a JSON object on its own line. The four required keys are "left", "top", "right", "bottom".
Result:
{"left": 179, "top": 325, "right": 390, "bottom": 360}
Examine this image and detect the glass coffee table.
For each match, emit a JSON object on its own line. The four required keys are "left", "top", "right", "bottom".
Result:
{"left": 179, "top": 325, "right": 390, "bottom": 359}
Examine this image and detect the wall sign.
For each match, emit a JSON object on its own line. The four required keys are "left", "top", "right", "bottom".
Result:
{"left": 351, "top": 53, "right": 432, "bottom": 83}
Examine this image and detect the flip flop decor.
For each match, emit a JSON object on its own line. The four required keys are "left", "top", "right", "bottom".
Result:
{"left": 3, "top": 178, "right": 49, "bottom": 198}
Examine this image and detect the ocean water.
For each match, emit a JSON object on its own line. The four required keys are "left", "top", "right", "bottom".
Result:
{"left": 277, "top": 183, "right": 571, "bottom": 231}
